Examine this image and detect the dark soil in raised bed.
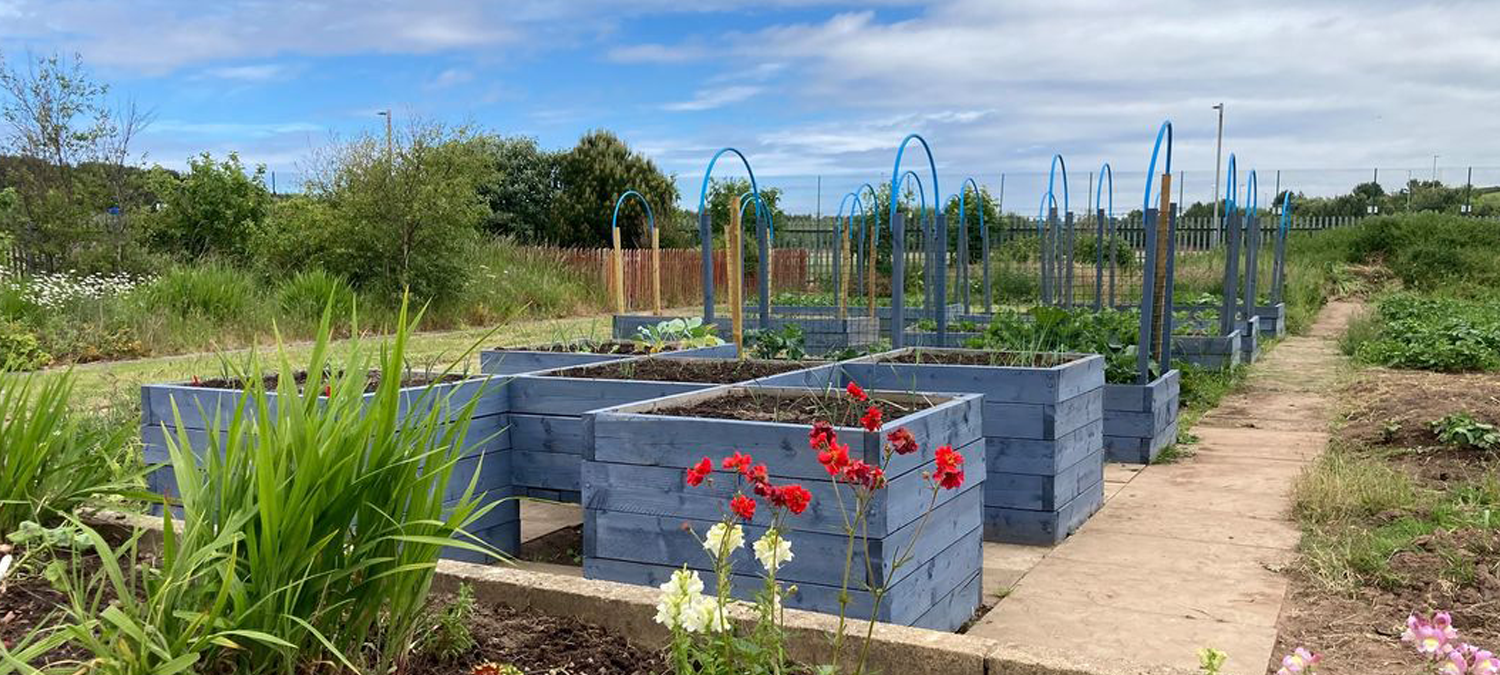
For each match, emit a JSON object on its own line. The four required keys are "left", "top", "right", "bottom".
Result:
{"left": 497, "top": 340, "right": 679, "bottom": 356}
{"left": 189, "top": 370, "right": 467, "bottom": 393}
{"left": 880, "top": 349, "right": 1077, "bottom": 368}
{"left": 657, "top": 390, "right": 935, "bottom": 427}
{"left": 517, "top": 524, "right": 583, "bottom": 567}
{"left": 547, "top": 358, "right": 814, "bottom": 384}
{"left": 406, "top": 589, "right": 665, "bottom": 675}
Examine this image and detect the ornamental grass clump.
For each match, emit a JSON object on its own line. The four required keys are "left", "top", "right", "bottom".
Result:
{"left": 27, "top": 299, "right": 500, "bottom": 673}
{"left": 0, "top": 371, "right": 134, "bottom": 535}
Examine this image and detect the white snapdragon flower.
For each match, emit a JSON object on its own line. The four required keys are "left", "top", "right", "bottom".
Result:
{"left": 694, "top": 596, "right": 731, "bottom": 634}
{"left": 654, "top": 567, "right": 707, "bottom": 632}
{"left": 0, "top": 553, "right": 13, "bottom": 584}
{"left": 702, "top": 522, "right": 744, "bottom": 559}
{"left": 752, "top": 528, "right": 794, "bottom": 574}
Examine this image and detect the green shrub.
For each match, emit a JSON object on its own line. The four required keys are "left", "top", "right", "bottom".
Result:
{"left": 968, "top": 306, "right": 1148, "bottom": 383}
{"left": 141, "top": 263, "right": 258, "bottom": 321}
{"left": 0, "top": 319, "right": 52, "bottom": 371}
{"left": 0, "top": 371, "right": 130, "bottom": 534}
{"left": 276, "top": 268, "right": 356, "bottom": 321}
{"left": 1351, "top": 293, "right": 1500, "bottom": 372}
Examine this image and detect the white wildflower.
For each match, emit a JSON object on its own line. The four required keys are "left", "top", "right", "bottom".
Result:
{"left": 702, "top": 522, "right": 744, "bottom": 559}
{"left": 752, "top": 529, "right": 794, "bottom": 574}
{"left": 654, "top": 567, "right": 707, "bottom": 632}
{"left": 0, "top": 554, "right": 13, "bottom": 584}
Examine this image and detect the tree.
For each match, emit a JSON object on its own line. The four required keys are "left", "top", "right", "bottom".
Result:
{"left": 303, "top": 120, "right": 496, "bottom": 304}
{"left": 550, "top": 130, "right": 679, "bottom": 248}
{"left": 0, "top": 51, "right": 152, "bottom": 268}
{"left": 144, "top": 152, "right": 270, "bottom": 261}
{"left": 476, "top": 135, "right": 558, "bottom": 240}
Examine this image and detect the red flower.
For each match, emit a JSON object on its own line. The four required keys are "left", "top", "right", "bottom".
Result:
{"left": 809, "top": 421, "right": 837, "bottom": 450}
{"left": 846, "top": 381, "right": 868, "bottom": 402}
{"left": 746, "top": 463, "right": 768, "bottom": 485}
{"left": 859, "top": 405, "right": 883, "bottom": 432}
{"left": 842, "top": 460, "right": 886, "bottom": 491}
{"left": 730, "top": 494, "right": 757, "bottom": 520}
{"left": 323, "top": 385, "right": 332, "bottom": 398}
{"left": 771, "top": 484, "right": 812, "bottom": 515}
{"left": 887, "top": 427, "right": 919, "bottom": 455}
{"left": 190, "top": 375, "right": 201, "bottom": 386}
{"left": 722, "top": 451, "right": 754, "bottom": 475}
{"left": 933, "top": 445, "right": 966, "bottom": 490}
{"left": 817, "top": 442, "right": 851, "bottom": 476}
{"left": 685, "top": 457, "right": 713, "bottom": 487}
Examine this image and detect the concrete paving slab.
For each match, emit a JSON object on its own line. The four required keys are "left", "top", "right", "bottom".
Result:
{"left": 1077, "top": 496, "right": 1302, "bottom": 550}
{"left": 521, "top": 499, "right": 583, "bottom": 543}
{"left": 1047, "top": 529, "right": 1296, "bottom": 576}
{"left": 1104, "top": 462, "right": 1145, "bottom": 484}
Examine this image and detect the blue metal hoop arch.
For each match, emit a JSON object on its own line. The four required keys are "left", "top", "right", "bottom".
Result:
{"left": 887, "top": 134, "right": 940, "bottom": 349}
{"left": 610, "top": 190, "right": 656, "bottom": 238}
{"left": 696, "top": 148, "right": 765, "bottom": 323}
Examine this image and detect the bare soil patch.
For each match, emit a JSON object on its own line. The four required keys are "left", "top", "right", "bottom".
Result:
{"left": 190, "top": 370, "right": 466, "bottom": 393}
{"left": 657, "top": 390, "right": 934, "bottom": 427}
{"left": 879, "top": 349, "right": 1078, "bottom": 367}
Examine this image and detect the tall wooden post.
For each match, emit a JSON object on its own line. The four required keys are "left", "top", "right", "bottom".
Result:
{"left": 1152, "top": 173, "right": 1172, "bottom": 363}
{"left": 838, "top": 221, "right": 851, "bottom": 318}
{"left": 729, "top": 196, "right": 745, "bottom": 356}
{"left": 612, "top": 226, "right": 626, "bottom": 315}
{"left": 651, "top": 227, "right": 662, "bottom": 316}
{"left": 867, "top": 220, "right": 877, "bottom": 320}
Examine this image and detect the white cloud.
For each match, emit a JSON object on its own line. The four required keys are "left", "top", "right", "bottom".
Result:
{"left": 428, "top": 68, "right": 474, "bottom": 89}
{"left": 662, "top": 85, "right": 763, "bottom": 112}
{"left": 202, "top": 63, "right": 293, "bottom": 82}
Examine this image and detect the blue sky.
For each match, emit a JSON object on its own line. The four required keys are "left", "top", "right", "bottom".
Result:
{"left": 3, "top": 0, "right": 1500, "bottom": 213}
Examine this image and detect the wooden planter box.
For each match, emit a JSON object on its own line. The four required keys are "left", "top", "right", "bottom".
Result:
{"left": 900, "top": 331, "right": 985, "bottom": 348}
{"left": 746, "top": 303, "right": 962, "bottom": 336}
{"left": 493, "top": 358, "right": 838, "bottom": 504}
{"left": 751, "top": 316, "right": 880, "bottom": 355}
{"left": 837, "top": 348, "right": 1106, "bottom": 546}
{"left": 581, "top": 386, "right": 985, "bottom": 632}
{"left": 139, "top": 376, "right": 518, "bottom": 559}
{"left": 480, "top": 342, "right": 736, "bottom": 376}
{"left": 1253, "top": 303, "right": 1287, "bottom": 337}
{"left": 611, "top": 314, "right": 713, "bottom": 341}
{"left": 1172, "top": 330, "right": 1242, "bottom": 369}
{"left": 1239, "top": 316, "right": 1263, "bottom": 364}
{"left": 1103, "top": 370, "right": 1181, "bottom": 464}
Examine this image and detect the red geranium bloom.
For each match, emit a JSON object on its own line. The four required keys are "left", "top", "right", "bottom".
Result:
{"left": 809, "top": 421, "right": 837, "bottom": 450}
{"left": 771, "top": 484, "right": 812, "bottom": 515}
{"left": 859, "top": 405, "right": 883, "bottom": 431}
{"left": 887, "top": 427, "right": 919, "bottom": 455}
{"left": 685, "top": 457, "right": 713, "bottom": 487}
{"left": 846, "top": 381, "right": 868, "bottom": 402}
{"left": 746, "top": 463, "right": 769, "bottom": 485}
{"left": 730, "top": 494, "right": 757, "bottom": 520}
{"left": 722, "top": 451, "right": 754, "bottom": 475}
{"left": 933, "top": 445, "right": 966, "bottom": 490}
{"left": 817, "top": 442, "right": 851, "bottom": 476}
{"left": 842, "top": 460, "right": 886, "bottom": 491}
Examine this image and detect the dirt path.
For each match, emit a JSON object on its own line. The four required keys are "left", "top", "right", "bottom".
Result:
{"left": 966, "top": 301, "right": 1362, "bottom": 675}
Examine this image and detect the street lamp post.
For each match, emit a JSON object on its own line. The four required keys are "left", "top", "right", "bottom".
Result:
{"left": 377, "top": 109, "right": 393, "bottom": 160}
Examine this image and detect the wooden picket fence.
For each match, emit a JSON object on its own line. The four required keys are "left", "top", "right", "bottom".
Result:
{"left": 521, "top": 246, "right": 811, "bottom": 312}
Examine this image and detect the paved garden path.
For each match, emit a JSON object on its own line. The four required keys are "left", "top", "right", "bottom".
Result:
{"left": 967, "top": 301, "right": 1362, "bottom": 675}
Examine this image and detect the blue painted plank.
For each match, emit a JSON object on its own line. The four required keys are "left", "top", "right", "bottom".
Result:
{"left": 512, "top": 450, "right": 581, "bottom": 493}
{"left": 982, "top": 477, "right": 1104, "bottom": 545}
{"left": 981, "top": 388, "right": 1102, "bottom": 441}
{"left": 985, "top": 419, "right": 1103, "bottom": 475}
{"left": 506, "top": 375, "right": 711, "bottom": 416}
{"left": 508, "top": 414, "right": 584, "bottom": 455}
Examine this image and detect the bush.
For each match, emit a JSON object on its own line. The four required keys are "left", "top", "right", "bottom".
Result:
{"left": 1351, "top": 293, "right": 1500, "bottom": 372}
{"left": 276, "top": 268, "right": 356, "bottom": 322}
{"left": 141, "top": 263, "right": 258, "bottom": 321}
{"left": 0, "top": 319, "right": 52, "bottom": 371}
{"left": 143, "top": 152, "right": 271, "bottom": 261}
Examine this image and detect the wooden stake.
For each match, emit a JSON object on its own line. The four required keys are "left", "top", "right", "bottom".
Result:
{"left": 838, "top": 223, "right": 851, "bottom": 318}
{"left": 1152, "top": 173, "right": 1172, "bottom": 363}
{"left": 651, "top": 226, "right": 662, "bottom": 316}
{"left": 867, "top": 220, "right": 877, "bottom": 320}
{"left": 729, "top": 196, "right": 745, "bottom": 357}
{"left": 612, "top": 226, "right": 625, "bottom": 315}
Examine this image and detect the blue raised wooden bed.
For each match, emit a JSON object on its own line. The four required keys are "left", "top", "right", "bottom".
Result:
{"left": 479, "top": 341, "right": 736, "bottom": 376}
{"left": 1239, "top": 316, "right": 1263, "bottom": 364}
{"left": 494, "top": 357, "right": 837, "bottom": 503}
{"left": 1253, "top": 303, "right": 1287, "bottom": 337}
{"left": 755, "top": 315, "right": 879, "bottom": 355}
{"left": 1103, "top": 370, "right": 1181, "bottom": 464}
{"left": 832, "top": 348, "right": 1106, "bottom": 546}
{"left": 1173, "top": 330, "right": 1242, "bottom": 369}
{"left": 139, "top": 375, "right": 518, "bottom": 560}
{"left": 900, "top": 331, "right": 985, "bottom": 348}
{"left": 581, "top": 385, "right": 985, "bottom": 632}
{"left": 743, "top": 303, "right": 962, "bottom": 336}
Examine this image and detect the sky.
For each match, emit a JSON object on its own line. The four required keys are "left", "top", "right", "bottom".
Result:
{"left": 3, "top": 0, "right": 1500, "bottom": 213}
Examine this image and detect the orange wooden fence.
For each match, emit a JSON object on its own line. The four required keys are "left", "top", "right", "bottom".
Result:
{"left": 518, "top": 246, "right": 810, "bottom": 312}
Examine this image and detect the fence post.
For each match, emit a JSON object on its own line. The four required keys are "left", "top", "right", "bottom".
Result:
{"left": 1151, "top": 173, "right": 1172, "bottom": 362}
{"left": 891, "top": 210, "right": 906, "bottom": 348}
{"left": 699, "top": 211, "right": 714, "bottom": 324}
{"left": 729, "top": 196, "right": 744, "bottom": 356}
